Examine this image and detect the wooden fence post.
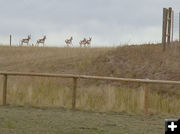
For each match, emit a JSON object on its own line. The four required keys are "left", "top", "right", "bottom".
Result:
{"left": 144, "top": 83, "right": 149, "bottom": 114}
{"left": 162, "top": 8, "right": 168, "bottom": 51}
{"left": 2, "top": 74, "right": 7, "bottom": 106}
{"left": 10, "top": 35, "right": 12, "bottom": 47}
{"left": 72, "top": 77, "right": 77, "bottom": 110}
{"left": 167, "top": 7, "right": 172, "bottom": 45}
{"left": 179, "top": 12, "right": 180, "bottom": 42}
{"left": 171, "top": 10, "right": 174, "bottom": 42}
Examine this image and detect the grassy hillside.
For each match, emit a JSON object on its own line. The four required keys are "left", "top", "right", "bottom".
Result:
{"left": 90, "top": 43, "right": 180, "bottom": 80}
{"left": 1, "top": 43, "right": 180, "bottom": 80}
{"left": 0, "top": 44, "right": 180, "bottom": 114}
{"left": 0, "top": 46, "right": 113, "bottom": 74}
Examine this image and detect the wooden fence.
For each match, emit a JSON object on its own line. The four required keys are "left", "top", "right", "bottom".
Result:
{"left": 1, "top": 71, "right": 180, "bottom": 113}
{"left": 162, "top": 7, "right": 174, "bottom": 51}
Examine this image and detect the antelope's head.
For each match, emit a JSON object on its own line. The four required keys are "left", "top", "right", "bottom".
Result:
{"left": 44, "top": 35, "right": 46, "bottom": 39}
{"left": 28, "top": 35, "right": 31, "bottom": 39}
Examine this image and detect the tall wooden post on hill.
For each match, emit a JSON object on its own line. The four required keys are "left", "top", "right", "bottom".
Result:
{"left": 10, "top": 35, "right": 12, "bottom": 46}
{"left": 162, "top": 7, "right": 173, "bottom": 51}
{"left": 162, "top": 8, "right": 168, "bottom": 51}
{"left": 179, "top": 12, "right": 180, "bottom": 42}
{"left": 167, "top": 7, "right": 172, "bottom": 45}
{"left": 171, "top": 10, "right": 174, "bottom": 42}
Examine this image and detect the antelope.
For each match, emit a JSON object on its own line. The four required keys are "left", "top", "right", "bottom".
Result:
{"left": 79, "top": 38, "right": 87, "bottom": 47}
{"left": 21, "top": 35, "right": 31, "bottom": 46}
{"left": 86, "top": 37, "right": 92, "bottom": 47}
{"left": 65, "top": 36, "right": 73, "bottom": 47}
{"left": 36, "top": 36, "right": 46, "bottom": 47}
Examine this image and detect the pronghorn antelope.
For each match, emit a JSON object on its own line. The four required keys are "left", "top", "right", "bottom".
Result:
{"left": 65, "top": 36, "right": 73, "bottom": 47}
{"left": 21, "top": 35, "right": 31, "bottom": 46}
{"left": 79, "top": 38, "right": 87, "bottom": 47}
{"left": 79, "top": 37, "right": 92, "bottom": 47}
{"left": 86, "top": 37, "right": 92, "bottom": 47}
{"left": 36, "top": 36, "right": 46, "bottom": 47}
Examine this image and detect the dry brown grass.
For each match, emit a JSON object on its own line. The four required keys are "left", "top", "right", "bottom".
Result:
{"left": 0, "top": 44, "right": 180, "bottom": 114}
{"left": 0, "top": 46, "right": 114, "bottom": 74}
{"left": 89, "top": 42, "right": 180, "bottom": 80}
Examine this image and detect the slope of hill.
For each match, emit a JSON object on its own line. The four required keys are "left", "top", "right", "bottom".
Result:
{"left": 1, "top": 43, "right": 180, "bottom": 80}
{"left": 0, "top": 46, "right": 113, "bottom": 74}
{"left": 0, "top": 44, "right": 180, "bottom": 114}
{"left": 89, "top": 43, "right": 180, "bottom": 80}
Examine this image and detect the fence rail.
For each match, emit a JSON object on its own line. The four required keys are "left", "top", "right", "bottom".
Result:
{"left": 1, "top": 71, "right": 180, "bottom": 113}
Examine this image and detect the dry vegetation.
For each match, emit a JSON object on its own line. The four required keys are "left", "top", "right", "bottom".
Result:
{"left": 0, "top": 43, "right": 180, "bottom": 114}
{"left": 1, "top": 106, "right": 178, "bottom": 134}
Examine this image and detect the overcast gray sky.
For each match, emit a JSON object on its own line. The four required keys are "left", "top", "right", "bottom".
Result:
{"left": 0, "top": 0, "right": 180, "bottom": 46}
